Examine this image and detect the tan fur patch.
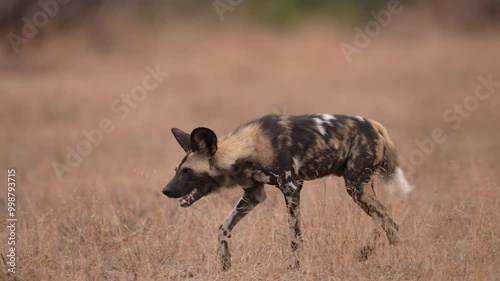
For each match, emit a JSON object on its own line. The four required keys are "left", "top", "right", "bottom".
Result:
{"left": 368, "top": 120, "right": 395, "bottom": 148}
{"left": 216, "top": 123, "right": 275, "bottom": 170}
{"left": 328, "top": 137, "right": 340, "bottom": 151}
{"left": 343, "top": 119, "right": 356, "bottom": 131}
{"left": 375, "top": 138, "right": 384, "bottom": 163}
{"left": 305, "top": 135, "right": 331, "bottom": 161}
{"left": 277, "top": 116, "right": 292, "bottom": 148}
{"left": 368, "top": 119, "right": 393, "bottom": 163}
{"left": 178, "top": 153, "right": 211, "bottom": 174}
{"left": 315, "top": 135, "right": 329, "bottom": 151}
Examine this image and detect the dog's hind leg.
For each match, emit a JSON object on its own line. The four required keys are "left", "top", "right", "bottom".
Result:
{"left": 351, "top": 180, "right": 384, "bottom": 261}
{"left": 217, "top": 183, "right": 266, "bottom": 270}
{"left": 344, "top": 171, "right": 399, "bottom": 261}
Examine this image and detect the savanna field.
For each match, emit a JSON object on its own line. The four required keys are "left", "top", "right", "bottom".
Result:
{"left": 1, "top": 18, "right": 500, "bottom": 280}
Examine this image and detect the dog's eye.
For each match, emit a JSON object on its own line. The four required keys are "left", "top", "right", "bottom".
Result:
{"left": 181, "top": 168, "right": 192, "bottom": 175}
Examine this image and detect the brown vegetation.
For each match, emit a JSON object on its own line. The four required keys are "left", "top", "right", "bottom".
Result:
{"left": 1, "top": 19, "right": 499, "bottom": 280}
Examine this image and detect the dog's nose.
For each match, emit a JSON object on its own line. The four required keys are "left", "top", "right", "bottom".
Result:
{"left": 162, "top": 187, "right": 172, "bottom": 197}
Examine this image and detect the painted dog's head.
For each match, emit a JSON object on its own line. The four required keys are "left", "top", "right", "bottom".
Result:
{"left": 162, "top": 127, "right": 224, "bottom": 207}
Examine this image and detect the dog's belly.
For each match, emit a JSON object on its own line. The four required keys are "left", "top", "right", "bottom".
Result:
{"left": 250, "top": 170, "right": 280, "bottom": 185}
{"left": 249, "top": 151, "right": 347, "bottom": 185}
{"left": 294, "top": 152, "right": 346, "bottom": 180}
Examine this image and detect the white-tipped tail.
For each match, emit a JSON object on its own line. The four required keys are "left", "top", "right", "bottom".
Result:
{"left": 383, "top": 167, "right": 413, "bottom": 198}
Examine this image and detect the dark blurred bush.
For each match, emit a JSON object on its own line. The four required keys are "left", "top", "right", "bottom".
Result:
{"left": 1, "top": 0, "right": 499, "bottom": 45}
{"left": 238, "top": 0, "right": 500, "bottom": 28}
{"left": 431, "top": 0, "right": 500, "bottom": 30}
{"left": 2, "top": 0, "right": 500, "bottom": 28}
{"left": 241, "top": 0, "right": 391, "bottom": 26}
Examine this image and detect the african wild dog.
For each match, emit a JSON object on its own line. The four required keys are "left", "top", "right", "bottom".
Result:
{"left": 162, "top": 114, "right": 412, "bottom": 270}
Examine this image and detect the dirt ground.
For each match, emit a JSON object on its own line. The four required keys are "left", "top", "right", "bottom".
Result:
{"left": 1, "top": 19, "right": 500, "bottom": 280}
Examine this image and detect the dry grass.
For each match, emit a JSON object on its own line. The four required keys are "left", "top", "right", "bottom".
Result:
{"left": 1, "top": 20, "right": 500, "bottom": 280}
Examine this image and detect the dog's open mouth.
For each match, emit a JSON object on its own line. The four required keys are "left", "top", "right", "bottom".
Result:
{"left": 179, "top": 188, "right": 201, "bottom": 207}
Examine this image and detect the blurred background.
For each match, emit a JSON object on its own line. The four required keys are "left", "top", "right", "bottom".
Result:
{"left": 1, "top": 1, "right": 500, "bottom": 280}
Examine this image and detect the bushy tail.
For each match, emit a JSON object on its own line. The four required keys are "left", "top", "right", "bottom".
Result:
{"left": 369, "top": 120, "right": 413, "bottom": 198}
{"left": 383, "top": 166, "right": 413, "bottom": 198}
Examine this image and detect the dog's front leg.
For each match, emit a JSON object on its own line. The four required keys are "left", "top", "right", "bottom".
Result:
{"left": 217, "top": 183, "right": 266, "bottom": 270}
{"left": 281, "top": 184, "right": 303, "bottom": 270}
{"left": 275, "top": 154, "right": 304, "bottom": 269}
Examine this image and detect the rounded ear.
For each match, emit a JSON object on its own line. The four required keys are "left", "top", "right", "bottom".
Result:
{"left": 171, "top": 128, "right": 191, "bottom": 152}
{"left": 190, "top": 127, "right": 217, "bottom": 156}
